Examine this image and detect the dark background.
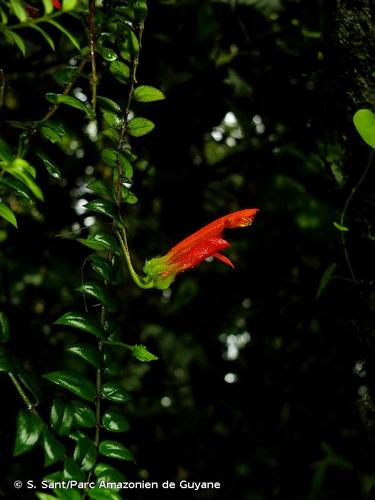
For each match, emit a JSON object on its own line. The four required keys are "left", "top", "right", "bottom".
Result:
{"left": 1, "top": 0, "right": 375, "bottom": 499}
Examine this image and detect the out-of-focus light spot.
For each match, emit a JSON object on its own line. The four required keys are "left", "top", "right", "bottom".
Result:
{"left": 70, "top": 140, "right": 79, "bottom": 150}
{"left": 226, "top": 136, "right": 236, "bottom": 147}
{"left": 85, "top": 121, "right": 98, "bottom": 142}
{"left": 205, "top": 256, "right": 214, "bottom": 263}
{"left": 221, "top": 330, "right": 252, "bottom": 360}
{"left": 72, "top": 222, "right": 80, "bottom": 232}
{"left": 224, "top": 111, "right": 237, "bottom": 127}
{"left": 73, "top": 88, "right": 88, "bottom": 102}
{"left": 83, "top": 216, "right": 96, "bottom": 227}
{"left": 354, "top": 360, "right": 367, "bottom": 378}
{"left": 74, "top": 198, "right": 87, "bottom": 215}
{"left": 211, "top": 129, "right": 223, "bottom": 141}
{"left": 76, "top": 148, "right": 85, "bottom": 159}
{"left": 242, "top": 298, "right": 252, "bottom": 308}
{"left": 161, "top": 396, "right": 172, "bottom": 407}
{"left": 162, "top": 289, "right": 172, "bottom": 300}
{"left": 85, "top": 165, "right": 94, "bottom": 175}
{"left": 224, "top": 372, "right": 238, "bottom": 384}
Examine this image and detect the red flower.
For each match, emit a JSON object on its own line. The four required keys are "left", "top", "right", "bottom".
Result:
{"left": 143, "top": 209, "right": 259, "bottom": 289}
{"left": 52, "top": 0, "right": 62, "bottom": 9}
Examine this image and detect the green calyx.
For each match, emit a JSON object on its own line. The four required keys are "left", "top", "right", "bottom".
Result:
{"left": 142, "top": 257, "right": 176, "bottom": 290}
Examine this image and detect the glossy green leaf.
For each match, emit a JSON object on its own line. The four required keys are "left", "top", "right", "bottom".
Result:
{"left": 36, "top": 493, "right": 59, "bottom": 500}
{"left": 84, "top": 199, "right": 120, "bottom": 223}
{"left": 63, "top": 458, "right": 85, "bottom": 482}
{"left": 71, "top": 400, "right": 96, "bottom": 428}
{"left": 101, "top": 147, "right": 118, "bottom": 167}
{"left": 103, "top": 112, "right": 124, "bottom": 129}
{"left": 102, "top": 128, "right": 120, "bottom": 142}
{"left": 76, "top": 282, "right": 116, "bottom": 312}
{"left": 55, "top": 311, "right": 104, "bottom": 339}
{"left": 37, "top": 152, "right": 62, "bottom": 180}
{"left": 44, "top": 371, "right": 96, "bottom": 402}
{"left": 42, "top": 0, "right": 53, "bottom": 14}
{"left": 78, "top": 232, "right": 119, "bottom": 253}
{"left": 0, "top": 176, "right": 33, "bottom": 203}
{"left": 99, "top": 440, "right": 134, "bottom": 461}
{"left": 43, "top": 429, "right": 65, "bottom": 466}
{"left": 88, "top": 254, "right": 113, "bottom": 282}
{"left": 13, "top": 409, "right": 44, "bottom": 456}
{"left": 67, "top": 343, "right": 100, "bottom": 368}
{"left": 102, "top": 410, "right": 130, "bottom": 433}
{"left": 109, "top": 61, "right": 130, "bottom": 83}
{"left": 29, "top": 24, "right": 55, "bottom": 50}
{"left": 0, "top": 6, "right": 8, "bottom": 23}
{"left": 134, "top": 85, "right": 165, "bottom": 103}
{"left": 0, "top": 312, "right": 10, "bottom": 343}
{"left": 7, "top": 162, "right": 44, "bottom": 201}
{"left": 4, "top": 29, "right": 26, "bottom": 56}
{"left": 0, "top": 136, "right": 13, "bottom": 161}
{"left": 316, "top": 263, "right": 336, "bottom": 299}
{"left": 122, "top": 190, "right": 138, "bottom": 205}
{"left": 97, "top": 96, "right": 122, "bottom": 114}
{"left": 50, "top": 398, "right": 74, "bottom": 435}
{"left": 333, "top": 221, "right": 349, "bottom": 232}
{"left": 0, "top": 203, "right": 17, "bottom": 228}
{"left": 132, "top": 344, "right": 158, "bottom": 362}
{"left": 94, "top": 463, "right": 126, "bottom": 484}
{"left": 101, "top": 383, "right": 131, "bottom": 403}
{"left": 97, "top": 45, "right": 118, "bottom": 62}
{"left": 10, "top": 0, "right": 27, "bottom": 22}
{"left": 353, "top": 109, "right": 375, "bottom": 149}
{"left": 74, "top": 436, "right": 97, "bottom": 471}
{"left": 128, "top": 117, "right": 155, "bottom": 137}
{"left": 87, "top": 181, "right": 115, "bottom": 202}
{"left": 40, "top": 125, "right": 62, "bottom": 144}
{"left": 48, "top": 20, "right": 81, "bottom": 51}
{"left": 46, "top": 93, "right": 93, "bottom": 119}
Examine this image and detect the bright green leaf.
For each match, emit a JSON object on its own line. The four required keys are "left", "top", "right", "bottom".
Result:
{"left": 128, "top": 117, "right": 155, "bottom": 137}
{"left": 42, "top": 0, "right": 53, "bottom": 14}
{"left": 353, "top": 109, "right": 375, "bottom": 149}
{"left": 97, "top": 96, "right": 122, "bottom": 113}
{"left": 132, "top": 344, "right": 158, "bottom": 362}
{"left": 55, "top": 311, "right": 104, "bottom": 339}
{"left": 10, "top": 0, "right": 27, "bottom": 22}
{"left": 109, "top": 61, "right": 130, "bottom": 83}
{"left": 44, "top": 371, "right": 96, "bottom": 402}
{"left": 4, "top": 29, "right": 26, "bottom": 56}
{"left": 101, "top": 383, "right": 131, "bottom": 403}
{"left": 84, "top": 199, "right": 120, "bottom": 223}
{"left": 62, "top": 0, "right": 77, "bottom": 11}
{"left": 0, "top": 203, "right": 17, "bottom": 228}
{"left": 46, "top": 93, "right": 93, "bottom": 119}
{"left": 76, "top": 282, "right": 116, "bottom": 312}
{"left": 134, "top": 85, "right": 165, "bottom": 103}
{"left": 87, "top": 180, "right": 115, "bottom": 200}
{"left": 102, "top": 410, "right": 130, "bottom": 433}
{"left": 13, "top": 409, "right": 44, "bottom": 456}
{"left": 37, "top": 152, "right": 62, "bottom": 180}
{"left": 99, "top": 440, "right": 135, "bottom": 461}
{"left": 71, "top": 400, "right": 96, "bottom": 428}
{"left": 43, "top": 429, "right": 65, "bottom": 466}
{"left": 67, "top": 343, "right": 100, "bottom": 368}
{"left": 333, "top": 221, "right": 349, "bottom": 232}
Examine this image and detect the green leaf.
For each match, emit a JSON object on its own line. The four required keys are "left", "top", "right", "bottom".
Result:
{"left": 99, "top": 440, "right": 135, "bottom": 461}
{"left": 43, "top": 429, "right": 65, "bottom": 466}
{"left": 101, "top": 383, "right": 131, "bottom": 403}
{"left": 0, "top": 176, "right": 33, "bottom": 204}
{"left": 36, "top": 493, "right": 59, "bottom": 500}
{"left": 10, "top": 0, "right": 27, "bottom": 22}
{"left": 128, "top": 117, "right": 155, "bottom": 137}
{"left": 84, "top": 199, "right": 120, "bottom": 223}
{"left": 132, "top": 344, "right": 158, "bottom": 362}
{"left": 97, "top": 96, "right": 122, "bottom": 113}
{"left": 48, "top": 20, "right": 81, "bottom": 51}
{"left": 44, "top": 371, "right": 96, "bottom": 402}
{"left": 71, "top": 400, "right": 96, "bottom": 428}
{"left": 88, "top": 254, "right": 113, "bottom": 282}
{"left": 97, "top": 45, "right": 118, "bottom": 62}
{"left": 18, "top": 369, "right": 42, "bottom": 406}
{"left": 0, "top": 203, "right": 17, "bottom": 228}
{"left": 122, "top": 190, "right": 138, "bottom": 205}
{"left": 55, "top": 311, "right": 104, "bottom": 339}
{"left": 353, "top": 109, "right": 375, "bottom": 149}
{"left": 37, "top": 152, "right": 62, "bottom": 180}
{"left": 333, "top": 221, "right": 349, "bottom": 232}
{"left": 29, "top": 24, "right": 55, "bottom": 51}
{"left": 102, "top": 410, "right": 130, "bottom": 433}
{"left": 42, "top": 0, "right": 53, "bottom": 14}
{"left": 78, "top": 232, "right": 119, "bottom": 253}
{"left": 40, "top": 126, "right": 62, "bottom": 144}
{"left": 46, "top": 93, "right": 93, "bottom": 119}
{"left": 316, "top": 263, "right": 336, "bottom": 299}
{"left": 63, "top": 458, "right": 85, "bottom": 482}
{"left": 67, "top": 343, "right": 100, "bottom": 368}
{"left": 4, "top": 29, "right": 26, "bottom": 56}
{"left": 50, "top": 398, "right": 74, "bottom": 435}
{"left": 0, "top": 6, "right": 8, "bottom": 24}
{"left": 103, "top": 112, "right": 124, "bottom": 129}
{"left": 109, "top": 61, "right": 130, "bottom": 83}
{"left": 76, "top": 282, "right": 116, "bottom": 312}
{"left": 94, "top": 463, "right": 126, "bottom": 484}
{"left": 0, "top": 136, "right": 13, "bottom": 161}
{"left": 134, "top": 85, "right": 166, "bottom": 103}
{"left": 102, "top": 128, "right": 120, "bottom": 142}
{"left": 7, "top": 162, "right": 44, "bottom": 201}
{"left": 74, "top": 436, "right": 97, "bottom": 471}
{"left": 87, "top": 180, "right": 115, "bottom": 201}
{"left": 62, "top": 0, "right": 77, "bottom": 11}
{"left": 13, "top": 409, "right": 43, "bottom": 456}
{"left": 0, "top": 312, "right": 10, "bottom": 343}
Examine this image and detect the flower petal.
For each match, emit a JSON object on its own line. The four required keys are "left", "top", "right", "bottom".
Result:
{"left": 213, "top": 252, "right": 234, "bottom": 269}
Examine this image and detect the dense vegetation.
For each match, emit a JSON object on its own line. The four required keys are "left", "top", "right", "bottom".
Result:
{"left": 0, "top": 1, "right": 374, "bottom": 499}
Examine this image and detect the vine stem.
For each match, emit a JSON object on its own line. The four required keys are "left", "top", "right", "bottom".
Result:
{"left": 8, "top": 372, "right": 39, "bottom": 416}
{"left": 339, "top": 149, "right": 374, "bottom": 282}
{"left": 88, "top": 0, "right": 98, "bottom": 111}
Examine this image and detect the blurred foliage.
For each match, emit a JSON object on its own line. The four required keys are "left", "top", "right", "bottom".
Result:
{"left": 0, "top": 0, "right": 375, "bottom": 499}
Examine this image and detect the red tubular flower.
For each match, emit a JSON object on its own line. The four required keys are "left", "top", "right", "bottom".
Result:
{"left": 143, "top": 208, "right": 259, "bottom": 289}
{"left": 52, "top": 0, "right": 62, "bottom": 9}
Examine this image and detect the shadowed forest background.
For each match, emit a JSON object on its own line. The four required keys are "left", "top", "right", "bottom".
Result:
{"left": 1, "top": 0, "right": 375, "bottom": 499}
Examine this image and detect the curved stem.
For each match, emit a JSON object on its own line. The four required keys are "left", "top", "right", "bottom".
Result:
{"left": 88, "top": 0, "right": 98, "bottom": 111}
{"left": 339, "top": 149, "right": 374, "bottom": 282}
{"left": 115, "top": 228, "right": 153, "bottom": 289}
{"left": 8, "top": 372, "right": 39, "bottom": 416}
